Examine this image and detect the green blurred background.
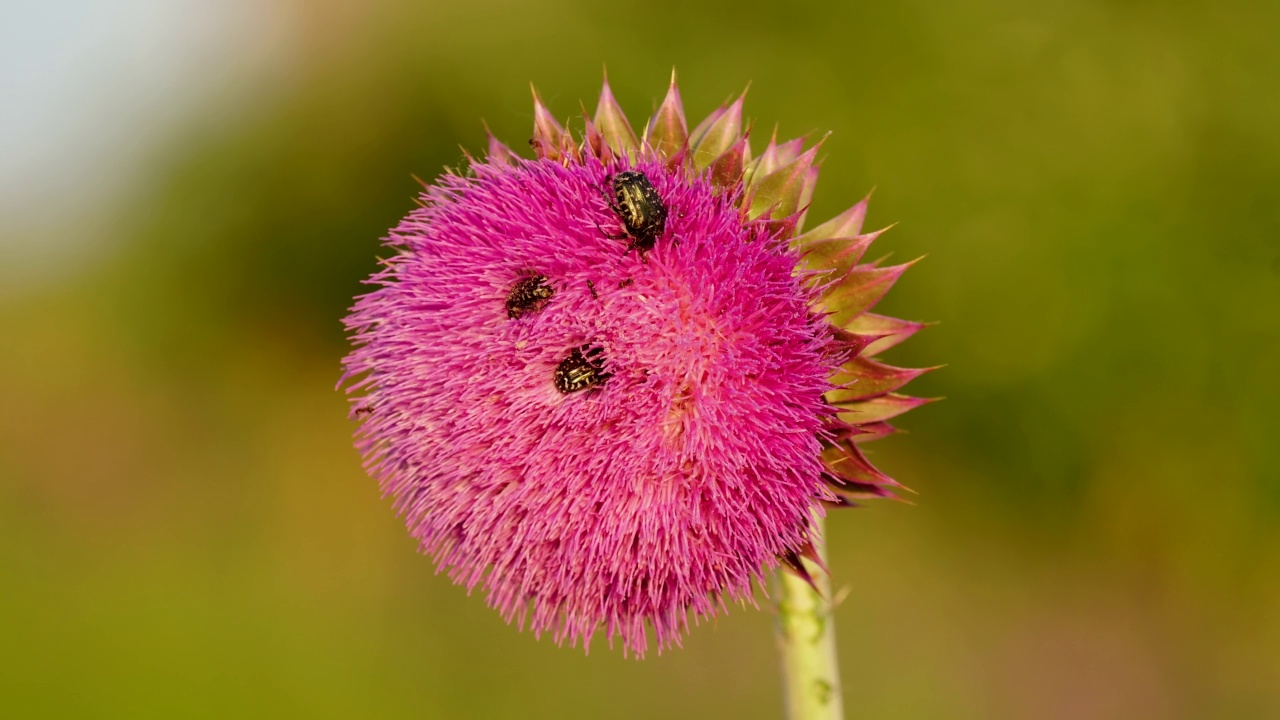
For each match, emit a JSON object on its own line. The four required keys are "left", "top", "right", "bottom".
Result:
{"left": 3, "top": 0, "right": 1278, "bottom": 717}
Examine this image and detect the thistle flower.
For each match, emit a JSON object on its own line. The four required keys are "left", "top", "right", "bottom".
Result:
{"left": 340, "top": 74, "right": 931, "bottom": 657}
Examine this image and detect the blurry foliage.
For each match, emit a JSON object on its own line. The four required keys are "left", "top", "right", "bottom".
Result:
{"left": 3, "top": 0, "right": 1279, "bottom": 717}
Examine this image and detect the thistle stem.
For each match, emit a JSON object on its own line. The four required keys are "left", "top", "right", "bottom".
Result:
{"left": 776, "top": 515, "right": 844, "bottom": 720}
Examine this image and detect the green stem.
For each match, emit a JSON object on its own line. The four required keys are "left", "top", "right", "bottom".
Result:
{"left": 776, "top": 515, "right": 844, "bottom": 720}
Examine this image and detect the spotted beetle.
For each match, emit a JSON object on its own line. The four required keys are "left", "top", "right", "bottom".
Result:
{"left": 553, "top": 345, "right": 610, "bottom": 394}
{"left": 505, "top": 275, "right": 555, "bottom": 319}
{"left": 605, "top": 171, "right": 667, "bottom": 254}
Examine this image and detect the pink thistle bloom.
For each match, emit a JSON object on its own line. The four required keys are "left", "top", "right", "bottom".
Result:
{"left": 341, "top": 75, "right": 931, "bottom": 656}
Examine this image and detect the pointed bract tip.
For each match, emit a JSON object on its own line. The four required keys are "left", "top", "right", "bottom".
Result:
{"left": 797, "top": 541, "right": 830, "bottom": 576}
{"left": 691, "top": 92, "right": 746, "bottom": 171}
{"left": 645, "top": 75, "right": 688, "bottom": 160}
{"left": 579, "top": 106, "right": 613, "bottom": 163}
{"left": 530, "top": 85, "right": 574, "bottom": 161}
{"left": 481, "top": 120, "right": 519, "bottom": 167}
{"left": 745, "top": 139, "right": 824, "bottom": 222}
{"left": 595, "top": 75, "right": 639, "bottom": 157}
{"left": 780, "top": 550, "right": 821, "bottom": 594}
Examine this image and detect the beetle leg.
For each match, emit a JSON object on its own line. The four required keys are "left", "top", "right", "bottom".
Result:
{"left": 595, "top": 221, "right": 628, "bottom": 240}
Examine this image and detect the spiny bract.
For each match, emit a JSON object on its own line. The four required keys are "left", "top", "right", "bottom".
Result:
{"left": 340, "top": 73, "right": 932, "bottom": 657}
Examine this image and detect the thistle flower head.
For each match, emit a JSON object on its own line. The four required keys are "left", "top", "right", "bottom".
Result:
{"left": 341, "top": 73, "right": 931, "bottom": 656}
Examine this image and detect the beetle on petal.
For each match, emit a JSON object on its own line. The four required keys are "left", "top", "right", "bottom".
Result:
{"left": 606, "top": 170, "right": 667, "bottom": 254}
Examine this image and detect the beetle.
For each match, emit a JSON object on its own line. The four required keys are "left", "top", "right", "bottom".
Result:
{"left": 505, "top": 274, "right": 555, "bottom": 319}
{"left": 604, "top": 171, "right": 667, "bottom": 254}
{"left": 553, "top": 344, "right": 611, "bottom": 394}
